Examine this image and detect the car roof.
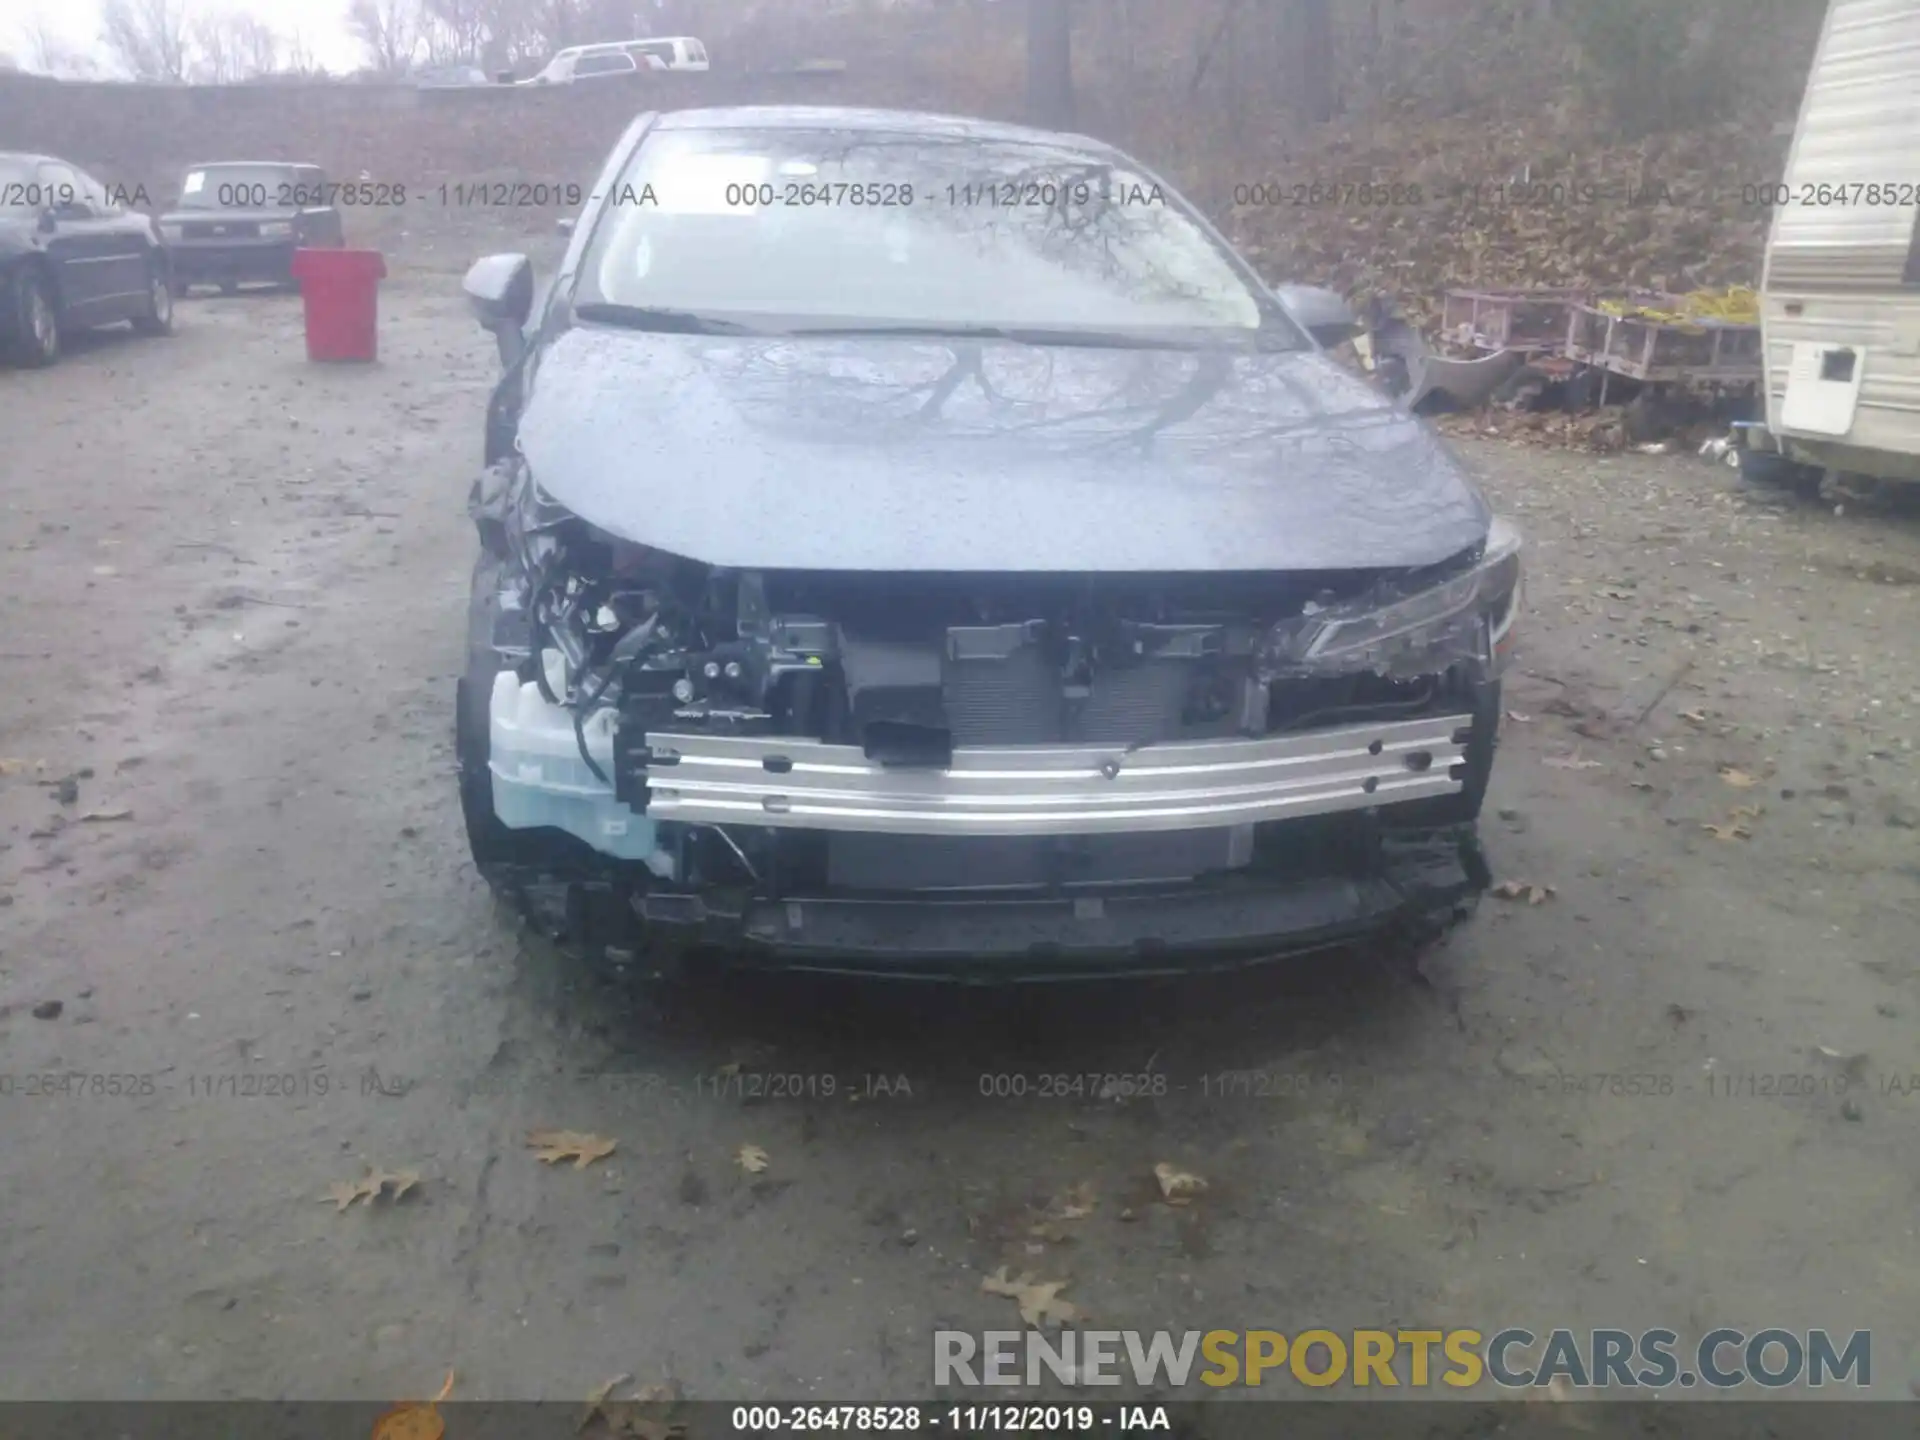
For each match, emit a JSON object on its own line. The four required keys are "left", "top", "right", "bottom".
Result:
{"left": 652, "top": 106, "right": 1113, "bottom": 153}
{"left": 182, "top": 160, "right": 314, "bottom": 169}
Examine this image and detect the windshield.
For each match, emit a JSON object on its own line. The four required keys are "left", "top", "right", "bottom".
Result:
{"left": 177, "top": 165, "right": 296, "bottom": 209}
{"left": 573, "top": 127, "right": 1298, "bottom": 346}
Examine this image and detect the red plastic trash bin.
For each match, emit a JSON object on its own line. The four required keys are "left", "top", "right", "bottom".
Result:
{"left": 289, "top": 248, "right": 387, "bottom": 362}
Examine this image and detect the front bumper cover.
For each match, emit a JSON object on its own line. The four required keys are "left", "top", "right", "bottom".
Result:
{"left": 493, "top": 824, "right": 1488, "bottom": 981}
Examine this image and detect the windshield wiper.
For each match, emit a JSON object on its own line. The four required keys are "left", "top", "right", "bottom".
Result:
{"left": 571, "top": 302, "right": 764, "bottom": 335}
{"left": 782, "top": 323, "right": 1181, "bottom": 349}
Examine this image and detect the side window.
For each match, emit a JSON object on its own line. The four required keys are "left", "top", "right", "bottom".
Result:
{"left": 575, "top": 53, "right": 635, "bottom": 75}
{"left": 299, "top": 166, "right": 328, "bottom": 205}
{"left": 74, "top": 169, "right": 114, "bottom": 212}
{"left": 36, "top": 163, "right": 84, "bottom": 212}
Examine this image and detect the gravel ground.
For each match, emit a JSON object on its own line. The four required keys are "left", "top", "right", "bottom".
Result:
{"left": 1, "top": 279, "right": 1917, "bottom": 1404}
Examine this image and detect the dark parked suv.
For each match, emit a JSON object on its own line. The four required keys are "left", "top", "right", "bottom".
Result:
{"left": 1, "top": 151, "right": 173, "bottom": 368}
{"left": 157, "top": 161, "right": 346, "bottom": 294}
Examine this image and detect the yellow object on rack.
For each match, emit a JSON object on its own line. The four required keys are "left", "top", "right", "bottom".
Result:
{"left": 1595, "top": 286, "right": 1759, "bottom": 329}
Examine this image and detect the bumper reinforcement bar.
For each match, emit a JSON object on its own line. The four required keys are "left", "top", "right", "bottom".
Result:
{"left": 642, "top": 714, "right": 1474, "bottom": 837}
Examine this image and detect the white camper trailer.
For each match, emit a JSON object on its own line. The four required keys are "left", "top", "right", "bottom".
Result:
{"left": 1750, "top": 0, "right": 1920, "bottom": 486}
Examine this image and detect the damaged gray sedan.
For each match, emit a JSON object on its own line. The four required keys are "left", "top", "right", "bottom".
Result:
{"left": 455, "top": 106, "right": 1521, "bottom": 979}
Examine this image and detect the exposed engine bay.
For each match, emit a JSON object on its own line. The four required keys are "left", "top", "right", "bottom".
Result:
{"left": 459, "top": 458, "right": 1515, "bottom": 971}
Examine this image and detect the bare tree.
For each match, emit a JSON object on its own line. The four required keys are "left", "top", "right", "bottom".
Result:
{"left": 231, "top": 14, "right": 281, "bottom": 74}
{"left": 191, "top": 12, "right": 237, "bottom": 80}
{"left": 1026, "top": 0, "right": 1074, "bottom": 129}
{"left": 348, "top": 0, "right": 423, "bottom": 72}
{"left": 100, "top": 0, "right": 192, "bottom": 80}
{"left": 19, "top": 11, "right": 98, "bottom": 74}
{"left": 188, "top": 11, "right": 282, "bottom": 80}
{"left": 281, "top": 26, "right": 321, "bottom": 74}
{"left": 420, "top": 0, "right": 489, "bottom": 63}
{"left": 1290, "top": 0, "right": 1335, "bottom": 122}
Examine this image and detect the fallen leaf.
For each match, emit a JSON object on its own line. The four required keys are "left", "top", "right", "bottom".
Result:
{"left": 1701, "top": 822, "right": 1751, "bottom": 842}
{"left": 371, "top": 1370, "right": 455, "bottom": 1440}
{"left": 527, "top": 1129, "right": 617, "bottom": 1168}
{"left": 1718, "top": 767, "right": 1759, "bottom": 788}
{"left": 580, "top": 1374, "right": 633, "bottom": 1433}
{"left": 77, "top": 809, "right": 134, "bottom": 823}
{"left": 1505, "top": 710, "right": 1533, "bottom": 723}
{"left": 1730, "top": 804, "right": 1764, "bottom": 821}
{"left": 981, "top": 1265, "right": 1080, "bottom": 1328}
{"left": 0, "top": 758, "right": 42, "bottom": 776}
{"left": 1544, "top": 753, "right": 1604, "bottom": 771}
{"left": 1680, "top": 709, "right": 1709, "bottom": 727}
{"left": 1055, "top": 1181, "right": 1097, "bottom": 1220}
{"left": 735, "top": 1143, "right": 769, "bottom": 1174}
{"left": 1153, "top": 1161, "right": 1208, "bottom": 1204}
{"left": 581, "top": 1378, "right": 686, "bottom": 1440}
{"left": 1492, "top": 880, "right": 1556, "bottom": 904}
{"left": 322, "top": 1167, "right": 423, "bottom": 1212}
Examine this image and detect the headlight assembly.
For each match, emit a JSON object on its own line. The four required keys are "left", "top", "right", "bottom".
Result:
{"left": 1258, "top": 516, "right": 1523, "bottom": 680}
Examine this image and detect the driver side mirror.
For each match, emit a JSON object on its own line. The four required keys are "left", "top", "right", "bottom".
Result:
{"left": 1272, "top": 283, "right": 1361, "bottom": 350}
{"left": 463, "top": 252, "right": 534, "bottom": 369}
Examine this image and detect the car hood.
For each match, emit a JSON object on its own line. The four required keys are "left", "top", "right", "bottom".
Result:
{"left": 517, "top": 325, "right": 1491, "bottom": 573}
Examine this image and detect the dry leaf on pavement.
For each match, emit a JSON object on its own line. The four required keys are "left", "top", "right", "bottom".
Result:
{"left": 735, "top": 1143, "right": 769, "bottom": 1173}
{"left": 1055, "top": 1181, "right": 1096, "bottom": 1219}
{"left": 1153, "top": 1162, "right": 1208, "bottom": 1205}
{"left": 981, "top": 1265, "right": 1080, "bottom": 1328}
{"left": 372, "top": 1370, "right": 455, "bottom": 1440}
{"left": 1492, "top": 880, "right": 1556, "bottom": 904}
{"left": 1718, "top": 767, "right": 1759, "bottom": 788}
{"left": 581, "top": 1377, "right": 685, "bottom": 1440}
{"left": 1543, "top": 753, "right": 1604, "bottom": 770}
{"left": 1702, "top": 822, "right": 1752, "bottom": 842}
{"left": 322, "top": 1167, "right": 422, "bottom": 1212}
{"left": 527, "top": 1129, "right": 617, "bottom": 1168}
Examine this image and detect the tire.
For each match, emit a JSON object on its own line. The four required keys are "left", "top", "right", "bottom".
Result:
{"left": 131, "top": 258, "right": 173, "bottom": 336}
{"left": 7, "top": 267, "right": 60, "bottom": 368}
{"left": 458, "top": 552, "right": 537, "bottom": 874}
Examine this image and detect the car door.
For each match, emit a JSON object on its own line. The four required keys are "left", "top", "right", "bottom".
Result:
{"left": 35, "top": 160, "right": 118, "bottom": 320}
{"left": 74, "top": 166, "right": 150, "bottom": 315}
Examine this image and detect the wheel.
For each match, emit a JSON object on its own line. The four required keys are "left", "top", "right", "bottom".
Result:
{"left": 131, "top": 258, "right": 173, "bottom": 335}
{"left": 7, "top": 267, "right": 60, "bottom": 367}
